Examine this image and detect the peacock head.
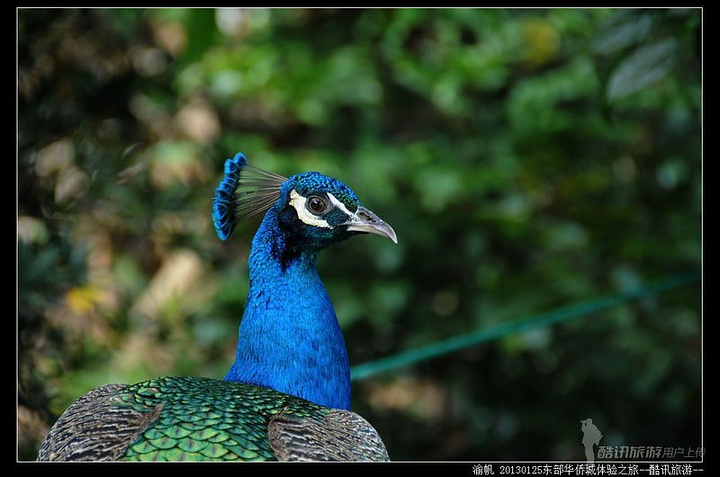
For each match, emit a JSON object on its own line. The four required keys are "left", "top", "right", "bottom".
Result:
{"left": 212, "top": 152, "right": 397, "bottom": 250}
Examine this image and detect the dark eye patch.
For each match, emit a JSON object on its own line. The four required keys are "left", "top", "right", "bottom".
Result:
{"left": 305, "top": 194, "right": 331, "bottom": 215}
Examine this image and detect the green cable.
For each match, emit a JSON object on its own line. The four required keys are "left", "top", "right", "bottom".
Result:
{"left": 350, "top": 271, "right": 701, "bottom": 381}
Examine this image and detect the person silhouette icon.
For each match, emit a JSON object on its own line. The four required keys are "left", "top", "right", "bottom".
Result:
{"left": 580, "top": 418, "right": 603, "bottom": 462}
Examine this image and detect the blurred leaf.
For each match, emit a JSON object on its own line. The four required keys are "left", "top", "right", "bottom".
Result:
{"left": 607, "top": 38, "right": 678, "bottom": 100}
{"left": 592, "top": 12, "right": 655, "bottom": 55}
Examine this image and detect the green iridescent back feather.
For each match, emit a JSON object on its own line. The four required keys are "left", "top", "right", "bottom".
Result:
{"left": 39, "top": 376, "right": 388, "bottom": 462}
{"left": 120, "top": 377, "right": 329, "bottom": 461}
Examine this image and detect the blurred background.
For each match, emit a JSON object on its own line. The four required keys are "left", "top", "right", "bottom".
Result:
{"left": 18, "top": 8, "right": 701, "bottom": 461}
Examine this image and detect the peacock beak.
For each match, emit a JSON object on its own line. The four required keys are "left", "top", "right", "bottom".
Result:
{"left": 343, "top": 206, "right": 398, "bottom": 244}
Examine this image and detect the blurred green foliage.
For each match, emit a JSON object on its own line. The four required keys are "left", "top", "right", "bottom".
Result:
{"left": 18, "top": 8, "right": 701, "bottom": 461}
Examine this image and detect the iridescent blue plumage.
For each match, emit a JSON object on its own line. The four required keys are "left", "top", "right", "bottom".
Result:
{"left": 212, "top": 152, "right": 287, "bottom": 241}
{"left": 216, "top": 153, "right": 396, "bottom": 409}
{"left": 37, "top": 151, "right": 396, "bottom": 461}
{"left": 212, "top": 152, "right": 248, "bottom": 241}
{"left": 224, "top": 206, "right": 353, "bottom": 408}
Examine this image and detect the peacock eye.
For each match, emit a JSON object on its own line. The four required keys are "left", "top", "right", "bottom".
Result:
{"left": 306, "top": 195, "right": 330, "bottom": 215}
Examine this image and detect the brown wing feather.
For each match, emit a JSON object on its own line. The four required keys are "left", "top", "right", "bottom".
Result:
{"left": 37, "top": 384, "right": 161, "bottom": 461}
{"left": 268, "top": 408, "right": 390, "bottom": 461}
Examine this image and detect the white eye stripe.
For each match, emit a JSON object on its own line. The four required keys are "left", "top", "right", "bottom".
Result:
{"left": 289, "top": 190, "right": 331, "bottom": 228}
{"left": 326, "top": 192, "right": 355, "bottom": 217}
{"left": 288, "top": 190, "right": 357, "bottom": 229}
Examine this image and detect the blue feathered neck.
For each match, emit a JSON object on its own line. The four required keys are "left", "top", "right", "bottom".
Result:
{"left": 223, "top": 206, "right": 351, "bottom": 410}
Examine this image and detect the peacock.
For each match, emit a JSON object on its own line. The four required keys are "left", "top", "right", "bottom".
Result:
{"left": 37, "top": 152, "right": 397, "bottom": 461}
